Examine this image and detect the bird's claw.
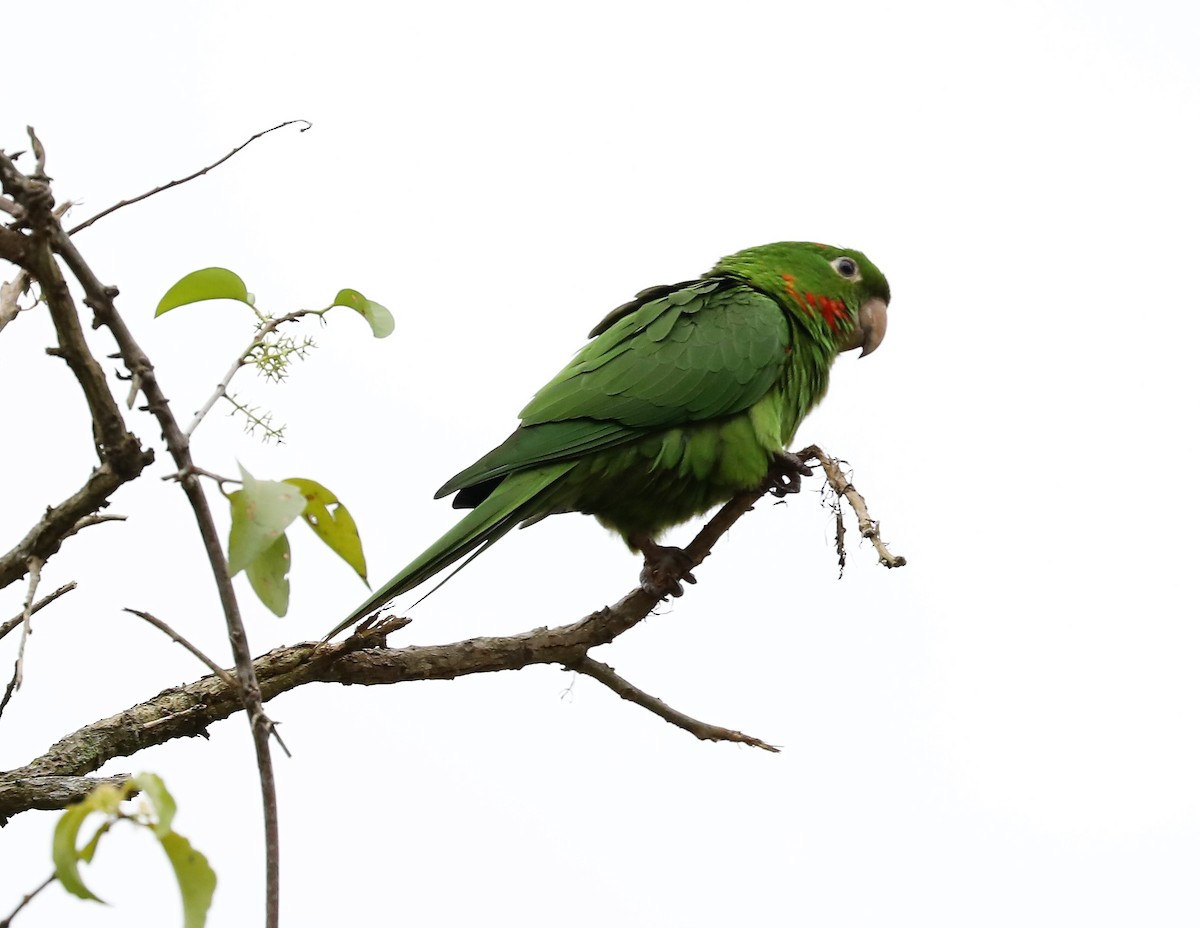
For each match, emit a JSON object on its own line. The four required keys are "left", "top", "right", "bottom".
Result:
{"left": 639, "top": 546, "right": 697, "bottom": 599}
{"left": 764, "top": 451, "right": 814, "bottom": 497}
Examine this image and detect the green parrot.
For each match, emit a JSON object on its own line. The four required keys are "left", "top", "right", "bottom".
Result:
{"left": 327, "top": 241, "right": 889, "bottom": 638}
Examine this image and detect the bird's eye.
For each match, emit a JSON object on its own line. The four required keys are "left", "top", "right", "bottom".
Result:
{"left": 832, "top": 257, "right": 859, "bottom": 279}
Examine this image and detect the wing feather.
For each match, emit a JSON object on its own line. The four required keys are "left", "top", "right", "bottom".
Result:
{"left": 440, "top": 280, "right": 791, "bottom": 499}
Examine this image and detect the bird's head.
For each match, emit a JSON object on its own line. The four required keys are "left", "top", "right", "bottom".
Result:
{"left": 708, "top": 241, "right": 890, "bottom": 357}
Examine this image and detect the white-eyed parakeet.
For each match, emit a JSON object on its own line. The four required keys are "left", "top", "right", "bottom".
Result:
{"left": 328, "top": 242, "right": 889, "bottom": 637}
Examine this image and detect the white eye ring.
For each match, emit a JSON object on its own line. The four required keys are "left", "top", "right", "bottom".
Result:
{"left": 831, "top": 256, "right": 860, "bottom": 280}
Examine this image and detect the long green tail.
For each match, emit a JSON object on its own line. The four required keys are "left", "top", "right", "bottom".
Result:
{"left": 325, "top": 462, "right": 576, "bottom": 638}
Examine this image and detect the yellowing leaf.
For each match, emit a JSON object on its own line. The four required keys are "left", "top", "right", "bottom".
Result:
{"left": 285, "top": 477, "right": 368, "bottom": 582}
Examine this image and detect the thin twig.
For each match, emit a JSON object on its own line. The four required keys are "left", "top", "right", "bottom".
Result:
{"left": 161, "top": 465, "right": 239, "bottom": 486}
{"left": 67, "top": 120, "right": 311, "bottom": 236}
{"left": 124, "top": 609, "right": 237, "bottom": 686}
{"left": 569, "top": 656, "right": 780, "bottom": 752}
{"left": 3, "top": 129, "right": 285, "bottom": 927}
{"left": 125, "top": 608, "right": 291, "bottom": 757}
{"left": 834, "top": 501, "right": 847, "bottom": 578}
{"left": 186, "top": 309, "right": 320, "bottom": 438}
{"left": 2, "top": 445, "right": 903, "bottom": 823}
{"left": 0, "top": 667, "right": 19, "bottom": 722}
{"left": 0, "top": 558, "right": 43, "bottom": 720}
{"left": 4, "top": 482, "right": 795, "bottom": 792}
{"left": 0, "top": 462, "right": 148, "bottom": 592}
{"left": 808, "top": 447, "right": 906, "bottom": 568}
{"left": 26, "top": 127, "right": 48, "bottom": 180}
{"left": 0, "top": 151, "right": 152, "bottom": 592}
{"left": 52, "top": 216, "right": 283, "bottom": 928}
{"left": 0, "top": 872, "right": 55, "bottom": 928}
{"left": 0, "top": 581, "right": 76, "bottom": 643}
{"left": 63, "top": 512, "right": 126, "bottom": 540}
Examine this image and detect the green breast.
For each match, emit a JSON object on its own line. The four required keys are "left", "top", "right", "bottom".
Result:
{"left": 545, "top": 345, "right": 829, "bottom": 541}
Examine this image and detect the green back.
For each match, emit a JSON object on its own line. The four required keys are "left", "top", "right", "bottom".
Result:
{"left": 438, "top": 241, "right": 890, "bottom": 500}
{"left": 438, "top": 280, "right": 794, "bottom": 497}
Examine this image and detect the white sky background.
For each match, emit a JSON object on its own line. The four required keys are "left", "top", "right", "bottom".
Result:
{"left": 2, "top": 0, "right": 1198, "bottom": 924}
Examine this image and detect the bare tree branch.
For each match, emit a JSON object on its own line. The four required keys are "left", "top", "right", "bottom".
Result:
{"left": 0, "top": 463, "right": 145, "bottom": 592}
{"left": 809, "top": 447, "right": 906, "bottom": 568}
{"left": 3, "top": 128, "right": 285, "bottom": 927}
{"left": 47, "top": 181, "right": 283, "bottom": 928}
{"left": 0, "top": 582, "right": 76, "bottom": 643}
{"left": 125, "top": 608, "right": 293, "bottom": 758}
{"left": 124, "top": 608, "right": 237, "bottom": 686}
{"left": 2, "top": 126, "right": 907, "bottom": 928}
{"left": 0, "top": 775, "right": 130, "bottom": 822}
{"left": 0, "top": 149, "right": 153, "bottom": 593}
{"left": 1, "top": 199, "right": 75, "bottom": 335}
{"left": 26, "top": 127, "right": 48, "bottom": 180}
{"left": 63, "top": 513, "right": 126, "bottom": 539}
{"left": 0, "top": 194, "right": 24, "bottom": 219}
{"left": 26, "top": 238, "right": 138, "bottom": 463}
{"left": 568, "top": 656, "right": 780, "bottom": 751}
{"left": 0, "top": 871, "right": 55, "bottom": 928}
{"left": 1, "top": 452, "right": 902, "bottom": 822}
{"left": 0, "top": 226, "right": 29, "bottom": 267}
{"left": 0, "top": 558, "right": 43, "bottom": 720}
{"left": 67, "top": 120, "right": 312, "bottom": 236}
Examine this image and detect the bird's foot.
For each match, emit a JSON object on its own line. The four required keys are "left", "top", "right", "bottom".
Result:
{"left": 763, "top": 450, "right": 814, "bottom": 498}
{"left": 636, "top": 542, "right": 697, "bottom": 599}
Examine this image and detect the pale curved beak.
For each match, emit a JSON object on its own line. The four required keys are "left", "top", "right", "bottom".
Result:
{"left": 838, "top": 296, "right": 888, "bottom": 357}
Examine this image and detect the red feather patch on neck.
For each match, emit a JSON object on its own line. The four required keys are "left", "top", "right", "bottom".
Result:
{"left": 780, "top": 273, "right": 849, "bottom": 330}
{"left": 780, "top": 273, "right": 813, "bottom": 317}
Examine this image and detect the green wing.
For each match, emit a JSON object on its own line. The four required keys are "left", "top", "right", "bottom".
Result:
{"left": 438, "top": 278, "right": 792, "bottom": 500}
{"left": 326, "top": 462, "right": 576, "bottom": 638}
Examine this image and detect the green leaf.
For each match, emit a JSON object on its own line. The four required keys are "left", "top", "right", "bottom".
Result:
{"left": 284, "top": 478, "right": 368, "bottom": 583}
{"left": 333, "top": 288, "right": 394, "bottom": 338}
{"left": 245, "top": 534, "right": 292, "bottom": 616}
{"left": 78, "top": 819, "right": 115, "bottom": 865}
{"left": 53, "top": 804, "right": 103, "bottom": 901}
{"left": 160, "top": 832, "right": 217, "bottom": 928}
{"left": 52, "top": 785, "right": 122, "bottom": 903}
{"left": 52, "top": 775, "right": 217, "bottom": 928}
{"left": 227, "top": 465, "right": 305, "bottom": 575}
{"left": 132, "top": 772, "right": 177, "bottom": 838}
{"left": 156, "top": 268, "right": 253, "bottom": 316}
